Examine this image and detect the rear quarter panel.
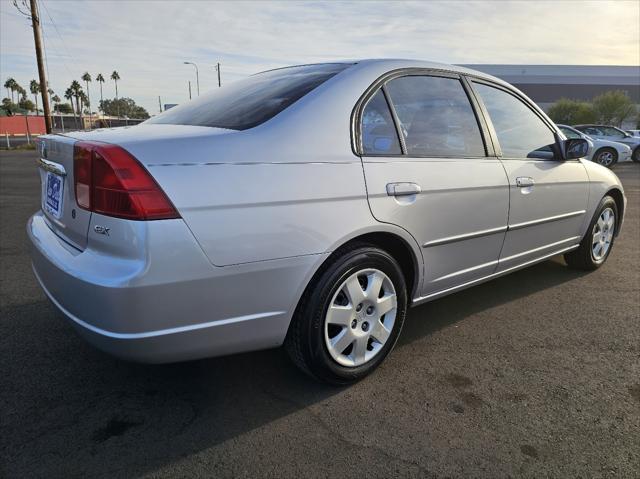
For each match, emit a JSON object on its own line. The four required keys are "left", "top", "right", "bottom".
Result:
{"left": 147, "top": 159, "right": 376, "bottom": 265}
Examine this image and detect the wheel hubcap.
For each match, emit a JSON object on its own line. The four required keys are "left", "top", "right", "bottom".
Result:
{"left": 592, "top": 207, "right": 615, "bottom": 261}
{"left": 597, "top": 151, "right": 614, "bottom": 166}
{"left": 324, "top": 268, "right": 397, "bottom": 367}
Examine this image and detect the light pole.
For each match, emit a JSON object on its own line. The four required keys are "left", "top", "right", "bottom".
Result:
{"left": 214, "top": 62, "right": 221, "bottom": 87}
{"left": 183, "top": 61, "right": 200, "bottom": 96}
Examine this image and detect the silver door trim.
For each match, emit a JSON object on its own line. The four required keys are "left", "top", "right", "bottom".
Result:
{"left": 423, "top": 225, "right": 508, "bottom": 247}
{"left": 508, "top": 210, "right": 586, "bottom": 231}
{"left": 431, "top": 259, "right": 499, "bottom": 283}
{"left": 499, "top": 236, "right": 581, "bottom": 263}
{"left": 412, "top": 243, "right": 580, "bottom": 305}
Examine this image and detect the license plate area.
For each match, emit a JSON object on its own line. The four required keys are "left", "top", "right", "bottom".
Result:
{"left": 45, "top": 171, "right": 64, "bottom": 219}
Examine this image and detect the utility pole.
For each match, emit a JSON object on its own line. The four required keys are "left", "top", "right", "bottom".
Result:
{"left": 29, "top": 0, "right": 52, "bottom": 133}
{"left": 158, "top": 96, "right": 162, "bottom": 113}
{"left": 184, "top": 62, "right": 199, "bottom": 96}
{"left": 216, "top": 62, "right": 221, "bottom": 87}
{"left": 188, "top": 81, "right": 192, "bottom": 100}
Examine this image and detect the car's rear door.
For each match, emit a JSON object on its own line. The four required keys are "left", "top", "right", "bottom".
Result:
{"left": 469, "top": 80, "right": 589, "bottom": 271}
{"left": 358, "top": 71, "right": 509, "bottom": 299}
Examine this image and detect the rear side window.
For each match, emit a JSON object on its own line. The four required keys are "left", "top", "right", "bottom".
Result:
{"left": 384, "top": 76, "right": 485, "bottom": 157}
{"left": 361, "top": 89, "right": 402, "bottom": 155}
{"left": 581, "top": 126, "right": 603, "bottom": 136}
{"left": 560, "top": 127, "right": 581, "bottom": 139}
{"left": 146, "top": 63, "right": 351, "bottom": 131}
{"left": 473, "top": 82, "right": 556, "bottom": 159}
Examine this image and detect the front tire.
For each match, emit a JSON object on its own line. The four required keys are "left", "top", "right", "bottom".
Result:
{"left": 632, "top": 147, "right": 640, "bottom": 163}
{"left": 285, "top": 244, "right": 407, "bottom": 385}
{"left": 564, "top": 196, "right": 618, "bottom": 270}
{"left": 593, "top": 147, "right": 618, "bottom": 168}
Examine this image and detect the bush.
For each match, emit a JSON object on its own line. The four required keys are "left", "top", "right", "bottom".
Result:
{"left": 592, "top": 90, "right": 636, "bottom": 126}
{"left": 99, "top": 97, "right": 149, "bottom": 119}
{"left": 547, "top": 98, "right": 596, "bottom": 125}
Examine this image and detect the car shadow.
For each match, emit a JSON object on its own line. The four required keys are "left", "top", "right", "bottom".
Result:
{"left": 3, "top": 257, "right": 588, "bottom": 477}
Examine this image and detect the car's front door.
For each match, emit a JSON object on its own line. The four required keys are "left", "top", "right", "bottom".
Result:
{"left": 470, "top": 80, "right": 590, "bottom": 271}
{"left": 358, "top": 72, "right": 510, "bottom": 299}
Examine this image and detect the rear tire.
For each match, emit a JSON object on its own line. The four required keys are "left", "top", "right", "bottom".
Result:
{"left": 593, "top": 147, "right": 618, "bottom": 168}
{"left": 564, "top": 196, "right": 617, "bottom": 270}
{"left": 285, "top": 243, "right": 407, "bottom": 385}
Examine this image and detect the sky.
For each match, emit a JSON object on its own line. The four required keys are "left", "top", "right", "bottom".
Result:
{"left": 1, "top": 0, "right": 639, "bottom": 115}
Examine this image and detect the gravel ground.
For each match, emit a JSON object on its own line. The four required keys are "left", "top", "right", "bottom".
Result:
{"left": 1, "top": 150, "right": 639, "bottom": 478}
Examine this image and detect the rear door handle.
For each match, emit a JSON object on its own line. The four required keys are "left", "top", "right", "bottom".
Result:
{"left": 386, "top": 182, "right": 421, "bottom": 197}
{"left": 515, "top": 176, "right": 535, "bottom": 188}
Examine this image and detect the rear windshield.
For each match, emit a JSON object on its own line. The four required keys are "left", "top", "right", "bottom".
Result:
{"left": 146, "top": 63, "right": 352, "bottom": 131}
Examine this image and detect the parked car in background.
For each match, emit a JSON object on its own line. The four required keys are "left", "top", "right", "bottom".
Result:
{"left": 557, "top": 124, "right": 632, "bottom": 168}
{"left": 574, "top": 125, "right": 640, "bottom": 162}
{"left": 29, "top": 60, "right": 626, "bottom": 384}
{"left": 626, "top": 129, "right": 640, "bottom": 138}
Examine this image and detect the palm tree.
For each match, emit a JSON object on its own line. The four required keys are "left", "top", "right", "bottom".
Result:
{"left": 81, "top": 72, "right": 92, "bottom": 116}
{"left": 96, "top": 73, "right": 105, "bottom": 112}
{"left": 4, "top": 78, "right": 16, "bottom": 102}
{"left": 30, "top": 80, "right": 40, "bottom": 114}
{"left": 110, "top": 71, "right": 120, "bottom": 99}
{"left": 110, "top": 71, "right": 121, "bottom": 118}
{"left": 70, "top": 80, "right": 83, "bottom": 117}
{"left": 79, "top": 91, "right": 89, "bottom": 114}
{"left": 51, "top": 93, "right": 62, "bottom": 130}
{"left": 64, "top": 87, "right": 76, "bottom": 124}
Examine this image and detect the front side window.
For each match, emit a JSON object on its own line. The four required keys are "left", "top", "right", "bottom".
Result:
{"left": 147, "top": 63, "right": 351, "bottom": 131}
{"left": 473, "top": 82, "right": 556, "bottom": 159}
{"left": 361, "top": 89, "right": 402, "bottom": 155}
{"left": 602, "top": 126, "right": 626, "bottom": 138}
{"left": 384, "top": 76, "right": 485, "bottom": 157}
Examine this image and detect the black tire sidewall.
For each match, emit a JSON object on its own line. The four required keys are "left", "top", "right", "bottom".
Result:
{"left": 632, "top": 147, "right": 640, "bottom": 162}
{"left": 301, "top": 247, "right": 407, "bottom": 384}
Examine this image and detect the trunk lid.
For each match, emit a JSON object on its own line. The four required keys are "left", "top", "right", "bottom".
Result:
{"left": 36, "top": 135, "right": 92, "bottom": 250}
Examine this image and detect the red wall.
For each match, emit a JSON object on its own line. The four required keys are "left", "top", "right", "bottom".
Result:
{"left": 0, "top": 116, "right": 46, "bottom": 136}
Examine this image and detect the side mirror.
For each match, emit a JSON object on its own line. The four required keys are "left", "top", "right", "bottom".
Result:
{"left": 563, "top": 138, "right": 590, "bottom": 160}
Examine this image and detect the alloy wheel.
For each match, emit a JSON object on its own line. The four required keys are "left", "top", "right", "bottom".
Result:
{"left": 592, "top": 207, "right": 615, "bottom": 261}
{"left": 596, "top": 151, "right": 614, "bottom": 167}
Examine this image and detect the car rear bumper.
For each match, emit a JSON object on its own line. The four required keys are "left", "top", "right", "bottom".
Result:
{"left": 28, "top": 211, "right": 323, "bottom": 363}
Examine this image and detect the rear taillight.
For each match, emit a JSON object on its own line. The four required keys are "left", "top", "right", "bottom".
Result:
{"left": 73, "top": 141, "right": 180, "bottom": 220}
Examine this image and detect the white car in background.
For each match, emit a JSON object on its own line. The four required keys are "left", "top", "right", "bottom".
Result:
{"left": 626, "top": 129, "right": 640, "bottom": 138}
{"left": 574, "top": 124, "right": 640, "bottom": 163}
{"left": 557, "top": 124, "right": 632, "bottom": 168}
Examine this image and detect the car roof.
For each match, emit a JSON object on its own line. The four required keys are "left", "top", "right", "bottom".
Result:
{"left": 574, "top": 124, "right": 621, "bottom": 128}
{"left": 257, "top": 59, "right": 511, "bottom": 88}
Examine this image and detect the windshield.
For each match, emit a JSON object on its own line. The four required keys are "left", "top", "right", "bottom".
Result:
{"left": 146, "top": 63, "right": 352, "bottom": 131}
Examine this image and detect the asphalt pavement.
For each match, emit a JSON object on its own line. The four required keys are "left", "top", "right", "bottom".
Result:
{"left": 1, "top": 150, "right": 639, "bottom": 478}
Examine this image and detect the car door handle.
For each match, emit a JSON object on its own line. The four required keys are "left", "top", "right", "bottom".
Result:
{"left": 386, "top": 182, "right": 422, "bottom": 197}
{"left": 516, "top": 177, "right": 535, "bottom": 188}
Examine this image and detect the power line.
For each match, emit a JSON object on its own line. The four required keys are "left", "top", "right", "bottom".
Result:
{"left": 36, "top": 0, "right": 53, "bottom": 89}
{"left": 39, "top": 0, "right": 81, "bottom": 73}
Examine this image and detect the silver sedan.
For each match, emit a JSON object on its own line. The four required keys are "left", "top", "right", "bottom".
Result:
{"left": 29, "top": 60, "right": 626, "bottom": 384}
